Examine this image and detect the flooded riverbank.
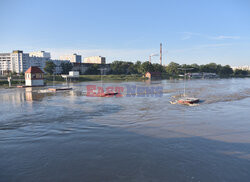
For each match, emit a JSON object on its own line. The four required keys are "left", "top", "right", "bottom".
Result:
{"left": 1, "top": 78, "right": 250, "bottom": 182}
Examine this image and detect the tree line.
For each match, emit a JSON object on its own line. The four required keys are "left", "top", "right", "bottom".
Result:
{"left": 108, "top": 61, "right": 248, "bottom": 77}
{"left": 43, "top": 60, "right": 249, "bottom": 77}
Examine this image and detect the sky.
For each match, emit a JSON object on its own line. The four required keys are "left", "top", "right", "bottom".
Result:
{"left": 0, "top": 0, "right": 250, "bottom": 66}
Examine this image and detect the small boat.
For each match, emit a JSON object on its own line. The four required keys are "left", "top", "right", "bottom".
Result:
{"left": 177, "top": 97, "right": 200, "bottom": 105}
{"left": 175, "top": 68, "right": 200, "bottom": 105}
{"left": 98, "top": 92, "right": 119, "bottom": 97}
{"left": 48, "top": 87, "right": 73, "bottom": 92}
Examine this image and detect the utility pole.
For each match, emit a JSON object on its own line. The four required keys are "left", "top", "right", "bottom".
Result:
{"left": 160, "top": 43, "right": 162, "bottom": 65}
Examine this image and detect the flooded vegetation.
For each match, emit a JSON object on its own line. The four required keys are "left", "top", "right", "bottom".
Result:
{"left": 1, "top": 78, "right": 250, "bottom": 182}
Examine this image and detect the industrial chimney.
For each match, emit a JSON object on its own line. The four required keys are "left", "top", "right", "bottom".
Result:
{"left": 160, "top": 43, "right": 162, "bottom": 65}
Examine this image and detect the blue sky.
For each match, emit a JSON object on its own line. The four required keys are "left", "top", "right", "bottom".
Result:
{"left": 0, "top": 0, "right": 250, "bottom": 66}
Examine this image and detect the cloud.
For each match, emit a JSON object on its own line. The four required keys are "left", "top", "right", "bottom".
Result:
{"left": 211, "top": 35, "right": 240, "bottom": 40}
{"left": 180, "top": 32, "right": 240, "bottom": 41}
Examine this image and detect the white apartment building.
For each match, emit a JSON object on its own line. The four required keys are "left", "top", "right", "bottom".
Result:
{"left": 29, "top": 51, "right": 51, "bottom": 59}
{"left": 83, "top": 56, "right": 106, "bottom": 64}
{"left": 0, "top": 50, "right": 30, "bottom": 74}
{"left": 0, "top": 50, "right": 70, "bottom": 75}
{"left": 0, "top": 53, "right": 11, "bottom": 75}
{"left": 59, "top": 54, "right": 81, "bottom": 63}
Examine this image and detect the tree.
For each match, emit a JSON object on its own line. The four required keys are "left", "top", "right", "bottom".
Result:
{"left": 165, "top": 62, "right": 180, "bottom": 76}
{"left": 84, "top": 64, "right": 99, "bottom": 75}
{"left": 44, "top": 61, "right": 56, "bottom": 75}
{"left": 10, "top": 71, "right": 17, "bottom": 76}
{"left": 61, "top": 62, "right": 73, "bottom": 74}
{"left": 152, "top": 63, "right": 165, "bottom": 73}
{"left": 234, "top": 69, "right": 248, "bottom": 76}
{"left": 134, "top": 61, "right": 142, "bottom": 74}
{"left": 139, "top": 61, "right": 154, "bottom": 74}
{"left": 110, "top": 61, "right": 134, "bottom": 74}
{"left": 190, "top": 63, "right": 200, "bottom": 72}
{"left": 219, "top": 65, "right": 233, "bottom": 76}
{"left": 200, "top": 63, "right": 218, "bottom": 73}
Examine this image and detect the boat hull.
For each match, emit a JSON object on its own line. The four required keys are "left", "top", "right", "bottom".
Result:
{"left": 178, "top": 98, "right": 200, "bottom": 104}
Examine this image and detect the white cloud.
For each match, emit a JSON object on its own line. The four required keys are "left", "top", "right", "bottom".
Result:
{"left": 211, "top": 35, "right": 240, "bottom": 40}
{"left": 180, "top": 32, "right": 240, "bottom": 41}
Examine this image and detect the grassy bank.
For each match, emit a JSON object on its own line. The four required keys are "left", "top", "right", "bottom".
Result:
{"left": 44, "top": 74, "right": 145, "bottom": 83}
{"left": 0, "top": 80, "right": 25, "bottom": 86}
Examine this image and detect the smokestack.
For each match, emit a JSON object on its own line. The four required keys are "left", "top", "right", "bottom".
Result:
{"left": 160, "top": 43, "right": 162, "bottom": 65}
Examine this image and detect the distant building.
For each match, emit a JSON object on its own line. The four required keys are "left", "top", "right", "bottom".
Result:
{"left": 187, "top": 73, "right": 203, "bottom": 78}
{"left": 83, "top": 56, "right": 106, "bottom": 64}
{"left": 0, "top": 53, "right": 11, "bottom": 75}
{"left": 145, "top": 72, "right": 162, "bottom": 79}
{"left": 0, "top": 50, "right": 30, "bottom": 74}
{"left": 25, "top": 66, "right": 44, "bottom": 86}
{"left": 187, "top": 72, "right": 218, "bottom": 79}
{"left": 29, "top": 51, "right": 51, "bottom": 59}
{"left": 202, "top": 72, "right": 218, "bottom": 78}
{"left": 232, "top": 65, "right": 250, "bottom": 71}
{"left": 69, "top": 71, "right": 79, "bottom": 77}
{"left": 72, "top": 63, "right": 110, "bottom": 74}
{"left": 0, "top": 50, "right": 70, "bottom": 75}
{"left": 60, "top": 54, "right": 81, "bottom": 63}
{"left": 29, "top": 52, "right": 50, "bottom": 73}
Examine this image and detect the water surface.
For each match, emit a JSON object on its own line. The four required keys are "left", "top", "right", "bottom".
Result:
{"left": 1, "top": 78, "right": 250, "bottom": 182}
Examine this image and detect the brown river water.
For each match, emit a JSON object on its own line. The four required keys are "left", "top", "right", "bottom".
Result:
{"left": 0, "top": 78, "right": 250, "bottom": 182}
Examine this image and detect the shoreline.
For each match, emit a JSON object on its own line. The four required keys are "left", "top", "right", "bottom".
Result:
{"left": 1, "top": 75, "right": 249, "bottom": 88}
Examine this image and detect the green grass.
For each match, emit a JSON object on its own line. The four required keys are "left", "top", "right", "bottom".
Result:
{"left": 44, "top": 74, "right": 145, "bottom": 83}
{"left": 0, "top": 80, "right": 25, "bottom": 86}
{"left": 79, "top": 74, "right": 145, "bottom": 81}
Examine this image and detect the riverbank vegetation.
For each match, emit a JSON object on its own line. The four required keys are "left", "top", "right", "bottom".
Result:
{"left": 1, "top": 61, "right": 249, "bottom": 87}
{"left": 41, "top": 60, "right": 249, "bottom": 78}
{"left": 85, "top": 61, "right": 249, "bottom": 77}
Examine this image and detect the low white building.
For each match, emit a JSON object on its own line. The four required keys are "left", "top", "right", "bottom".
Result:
{"left": 83, "top": 56, "right": 106, "bottom": 64}
{"left": 69, "top": 71, "right": 79, "bottom": 77}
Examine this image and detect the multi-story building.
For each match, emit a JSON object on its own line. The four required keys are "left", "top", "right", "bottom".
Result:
{"left": 59, "top": 54, "right": 81, "bottom": 63}
{"left": 11, "top": 50, "right": 30, "bottom": 74}
{"left": 83, "top": 56, "right": 106, "bottom": 64}
{"left": 29, "top": 51, "right": 51, "bottom": 72}
{"left": 0, "top": 50, "right": 30, "bottom": 74}
{"left": 29, "top": 51, "right": 51, "bottom": 59}
{"left": 0, "top": 53, "right": 11, "bottom": 75}
{"left": 0, "top": 50, "right": 70, "bottom": 75}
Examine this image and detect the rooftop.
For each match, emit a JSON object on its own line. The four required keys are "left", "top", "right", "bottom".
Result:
{"left": 25, "top": 66, "right": 44, "bottom": 74}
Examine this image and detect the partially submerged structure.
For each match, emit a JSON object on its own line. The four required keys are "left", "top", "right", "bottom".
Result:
{"left": 25, "top": 66, "right": 44, "bottom": 86}
{"left": 145, "top": 72, "right": 162, "bottom": 79}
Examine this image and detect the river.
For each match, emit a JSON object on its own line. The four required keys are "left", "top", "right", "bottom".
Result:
{"left": 1, "top": 78, "right": 250, "bottom": 182}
